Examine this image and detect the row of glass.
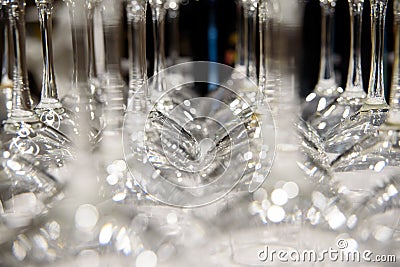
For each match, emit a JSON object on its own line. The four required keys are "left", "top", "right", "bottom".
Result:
{"left": 0, "top": 0, "right": 399, "bottom": 266}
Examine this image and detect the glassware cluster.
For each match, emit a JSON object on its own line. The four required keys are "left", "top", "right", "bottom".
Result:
{"left": 0, "top": 0, "right": 399, "bottom": 266}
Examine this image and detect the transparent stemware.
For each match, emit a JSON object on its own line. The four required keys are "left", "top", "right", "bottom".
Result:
{"left": 0, "top": 146, "right": 63, "bottom": 246}
{"left": 218, "top": 0, "right": 260, "bottom": 106}
{"left": 99, "top": 0, "right": 126, "bottom": 132}
{"left": 127, "top": 0, "right": 148, "bottom": 106}
{"left": 1, "top": 0, "right": 72, "bottom": 169}
{"left": 301, "top": 0, "right": 343, "bottom": 121}
{"left": 149, "top": 0, "right": 167, "bottom": 93}
{"left": 87, "top": 0, "right": 103, "bottom": 105}
{"left": 0, "top": 2, "right": 12, "bottom": 124}
{"left": 308, "top": 0, "right": 367, "bottom": 136}
{"left": 332, "top": 0, "right": 400, "bottom": 170}
{"left": 323, "top": 0, "right": 390, "bottom": 159}
{"left": 33, "top": 0, "right": 79, "bottom": 140}
{"left": 61, "top": 0, "right": 101, "bottom": 143}
{"left": 242, "top": 0, "right": 258, "bottom": 83}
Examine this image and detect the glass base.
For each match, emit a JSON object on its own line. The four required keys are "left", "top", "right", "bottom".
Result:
{"left": 309, "top": 95, "right": 365, "bottom": 136}
{"left": 323, "top": 108, "right": 389, "bottom": 156}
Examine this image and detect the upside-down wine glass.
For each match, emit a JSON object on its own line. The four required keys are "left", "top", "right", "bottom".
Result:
{"left": 308, "top": 0, "right": 367, "bottom": 136}
{"left": 332, "top": 0, "right": 400, "bottom": 188}
{"left": 61, "top": 0, "right": 102, "bottom": 142}
{"left": 301, "top": 0, "right": 343, "bottom": 121}
{"left": 0, "top": 2, "right": 12, "bottom": 124}
{"left": 1, "top": 0, "right": 72, "bottom": 169}
{"left": 33, "top": 0, "right": 79, "bottom": 140}
{"left": 323, "top": 0, "right": 390, "bottom": 159}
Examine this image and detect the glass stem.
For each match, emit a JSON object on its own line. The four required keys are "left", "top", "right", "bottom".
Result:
{"left": 1, "top": 3, "right": 12, "bottom": 86}
{"left": 387, "top": 1, "right": 400, "bottom": 123}
{"left": 127, "top": 0, "right": 147, "bottom": 95}
{"left": 7, "top": 0, "right": 33, "bottom": 116}
{"left": 36, "top": 0, "right": 61, "bottom": 109}
{"left": 345, "top": 0, "right": 365, "bottom": 95}
{"left": 316, "top": 1, "right": 336, "bottom": 91}
{"left": 365, "top": 0, "right": 388, "bottom": 107}
{"left": 101, "top": 1, "right": 123, "bottom": 77}
{"left": 168, "top": 7, "right": 179, "bottom": 66}
{"left": 152, "top": 4, "right": 167, "bottom": 92}
{"left": 257, "top": 0, "right": 269, "bottom": 104}
{"left": 235, "top": 0, "right": 245, "bottom": 70}
{"left": 243, "top": 0, "right": 258, "bottom": 82}
{"left": 101, "top": 0, "right": 125, "bottom": 132}
{"left": 87, "top": 0, "right": 98, "bottom": 86}
{"left": 68, "top": 0, "right": 89, "bottom": 98}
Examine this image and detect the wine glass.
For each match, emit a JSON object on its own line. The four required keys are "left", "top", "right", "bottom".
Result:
{"left": 323, "top": 0, "right": 390, "bottom": 159}
{"left": 308, "top": 0, "right": 367, "bottom": 137}
{"left": 0, "top": 147, "right": 63, "bottom": 246}
{"left": 1, "top": 0, "right": 72, "bottom": 169}
{"left": 0, "top": 2, "right": 12, "bottom": 124}
{"left": 301, "top": 0, "right": 343, "bottom": 121}
{"left": 61, "top": 0, "right": 102, "bottom": 142}
{"left": 324, "top": 0, "right": 399, "bottom": 209}
{"left": 33, "top": 0, "right": 80, "bottom": 141}
{"left": 123, "top": 61, "right": 275, "bottom": 207}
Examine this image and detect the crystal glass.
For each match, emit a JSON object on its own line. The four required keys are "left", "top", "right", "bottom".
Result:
{"left": 149, "top": 0, "right": 168, "bottom": 93}
{"left": 329, "top": 0, "right": 400, "bottom": 206}
{"left": 0, "top": 1, "right": 12, "bottom": 124}
{"left": 33, "top": 0, "right": 79, "bottom": 140}
{"left": 123, "top": 62, "right": 275, "bottom": 207}
{"left": 0, "top": 148, "right": 62, "bottom": 246}
{"left": 323, "top": 0, "right": 390, "bottom": 158}
{"left": 61, "top": 0, "right": 102, "bottom": 142}
{"left": 308, "top": 0, "right": 367, "bottom": 136}
{"left": 87, "top": 0, "right": 102, "bottom": 104}
{"left": 127, "top": 0, "right": 148, "bottom": 105}
{"left": 301, "top": 0, "right": 343, "bottom": 121}
{"left": 242, "top": 0, "right": 258, "bottom": 83}
{"left": 1, "top": 0, "right": 72, "bottom": 169}
{"left": 99, "top": 0, "right": 126, "bottom": 132}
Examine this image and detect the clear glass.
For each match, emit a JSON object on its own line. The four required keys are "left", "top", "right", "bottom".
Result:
{"left": 33, "top": 0, "right": 78, "bottom": 140}
{"left": 301, "top": 0, "right": 343, "bottom": 121}
{"left": 0, "top": 2, "right": 13, "bottom": 124}
{"left": 323, "top": 0, "right": 390, "bottom": 159}
{"left": 0, "top": 147, "right": 63, "bottom": 246}
{"left": 127, "top": 0, "right": 148, "bottom": 108}
{"left": 242, "top": 0, "right": 258, "bottom": 83}
{"left": 329, "top": 0, "right": 400, "bottom": 207}
{"left": 308, "top": 0, "right": 367, "bottom": 136}
{"left": 61, "top": 0, "right": 101, "bottom": 143}
{"left": 149, "top": 0, "right": 167, "bottom": 92}
{"left": 100, "top": 0, "right": 126, "bottom": 132}
{"left": 87, "top": 0, "right": 103, "bottom": 104}
{"left": 1, "top": 0, "right": 72, "bottom": 169}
